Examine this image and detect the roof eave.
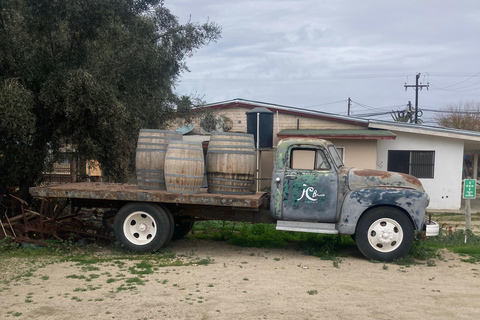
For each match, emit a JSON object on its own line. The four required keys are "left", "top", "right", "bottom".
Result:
{"left": 203, "top": 99, "right": 368, "bottom": 127}
{"left": 277, "top": 133, "right": 396, "bottom": 140}
{"left": 368, "top": 120, "right": 480, "bottom": 142}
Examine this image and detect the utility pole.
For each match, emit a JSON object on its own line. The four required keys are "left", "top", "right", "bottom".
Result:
{"left": 404, "top": 73, "right": 429, "bottom": 124}
{"left": 347, "top": 97, "right": 351, "bottom": 116}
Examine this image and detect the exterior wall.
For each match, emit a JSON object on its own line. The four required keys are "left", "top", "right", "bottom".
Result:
{"left": 271, "top": 110, "right": 364, "bottom": 145}
{"left": 259, "top": 149, "right": 274, "bottom": 191}
{"left": 327, "top": 139, "right": 377, "bottom": 169}
{"left": 376, "top": 132, "right": 464, "bottom": 211}
{"left": 175, "top": 106, "right": 365, "bottom": 136}
{"left": 174, "top": 108, "right": 248, "bottom": 134}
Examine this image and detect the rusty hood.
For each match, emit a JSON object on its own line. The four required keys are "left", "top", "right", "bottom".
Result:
{"left": 344, "top": 167, "right": 425, "bottom": 192}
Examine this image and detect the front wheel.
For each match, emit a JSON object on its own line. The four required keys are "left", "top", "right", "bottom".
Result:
{"left": 114, "top": 203, "right": 172, "bottom": 252}
{"left": 355, "top": 207, "right": 414, "bottom": 262}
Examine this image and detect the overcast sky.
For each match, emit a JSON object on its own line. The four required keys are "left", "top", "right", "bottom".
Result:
{"left": 165, "top": 0, "right": 480, "bottom": 125}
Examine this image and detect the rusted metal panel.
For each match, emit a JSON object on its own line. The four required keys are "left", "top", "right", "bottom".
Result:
{"left": 29, "top": 183, "right": 268, "bottom": 209}
{"left": 337, "top": 187, "right": 429, "bottom": 234}
{"left": 281, "top": 171, "right": 338, "bottom": 222}
{"left": 174, "top": 206, "right": 275, "bottom": 224}
{"left": 348, "top": 168, "right": 424, "bottom": 192}
{"left": 271, "top": 138, "right": 335, "bottom": 220}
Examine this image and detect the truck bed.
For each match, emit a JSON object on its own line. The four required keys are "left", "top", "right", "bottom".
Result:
{"left": 29, "top": 183, "right": 269, "bottom": 209}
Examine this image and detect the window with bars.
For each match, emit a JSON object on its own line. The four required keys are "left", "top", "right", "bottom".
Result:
{"left": 387, "top": 150, "right": 435, "bottom": 179}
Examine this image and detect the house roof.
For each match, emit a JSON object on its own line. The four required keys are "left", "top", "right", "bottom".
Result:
{"left": 204, "top": 98, "right": 368, "bottom": 127}
{"left": 203, "top": 98, "right": 480, "bottom": 151}
{"left": 277, "top": 129, "right": 396, "bottom": 140}
{"left": 368, "top": 120, "right": 480, "bottom": 151}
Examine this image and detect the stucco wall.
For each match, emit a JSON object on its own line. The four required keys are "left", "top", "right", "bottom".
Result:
{"left": 376, "top": 132, "right": 463, "bottom": 211}
{"left": 328, "top": 139, "right": 377, "bottom": 169}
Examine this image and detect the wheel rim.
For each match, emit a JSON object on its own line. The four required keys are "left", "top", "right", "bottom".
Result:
{"left": 123, "top": 211, "right": 157, "bottom": 245}
{"left": 367, "top": 218, "right": 403, "bottom": 253}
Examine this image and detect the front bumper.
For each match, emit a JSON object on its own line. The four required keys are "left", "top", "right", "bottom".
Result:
{"left": 424, "top": 220, "right": 440, "bottom": 237}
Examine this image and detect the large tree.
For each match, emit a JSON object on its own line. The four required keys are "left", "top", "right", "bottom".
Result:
{"left": 435, "top": 100, "right": 480, "bottom": 131}
{"left": 0, "top": 0, "right": 221, "bottom": 200}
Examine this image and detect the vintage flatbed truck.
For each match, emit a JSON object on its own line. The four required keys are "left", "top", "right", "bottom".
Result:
{"left": 29, "top": 138, "right": 439, "bottom": 261}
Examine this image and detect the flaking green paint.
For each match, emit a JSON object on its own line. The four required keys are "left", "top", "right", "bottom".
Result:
{"left": 274, "top": 188, "right": 282, "bottom": 217}
{"left": 286, "top": 174, "right": 327, "bottom": 207}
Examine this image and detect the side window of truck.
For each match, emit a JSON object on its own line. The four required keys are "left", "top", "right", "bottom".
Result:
{"left": 290, "top": 148, "right": 330, "bottom": 170}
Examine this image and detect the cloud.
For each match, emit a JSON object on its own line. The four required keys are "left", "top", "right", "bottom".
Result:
{"left": 167, "top": 0, "right": 480, "bottom": 118}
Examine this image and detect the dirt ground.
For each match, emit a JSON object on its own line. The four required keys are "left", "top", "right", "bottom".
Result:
{"left": 1, "top": 238, "right": 479, "bottom": 320}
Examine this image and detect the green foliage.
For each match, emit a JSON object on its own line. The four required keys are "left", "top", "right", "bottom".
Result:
{"left": 190, "top": 221, "right": 356, "bottom": 263}
{"left": 191, "top": 220, "right": 480, "bottom": 265}
{"left": 129, "top": 261, "right": 155, "bottom": 275}
{"left": 0, "top": 0, "right": 221, "bottom": 190}
{"left": 198, "top": 257, "right": 214, "bottom": 265}
{"left": 434, "top": 229, "right": 480, "bottom": 246}
{"left": 0, "top": 80, "right": 38, "bottom": 194}
{"left": 426, "top": 228, "right": 480, "bottom": 262}
{"left": 391, "top": 236, "right": 436, "bottom": 266}
{"left": 0, "top": 80, "right": 35, "bottom": 140}
{"left": 0, "top": 236, "right": 20, "bottom": 251}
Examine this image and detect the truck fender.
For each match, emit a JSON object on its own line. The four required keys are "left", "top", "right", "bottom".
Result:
{"left": 336, "top": 187, "right": 429, "bottom": 235}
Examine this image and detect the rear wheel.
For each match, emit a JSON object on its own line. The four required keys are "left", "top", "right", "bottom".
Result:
{"left": 102, "top": 209, "right": 118, "bottom": 232}
{"left": 114, "top": 203, "right": 172, "bottom": 252}
{"left": 355, "top": 207, "right": 414, "bottom": 262}
{"left": 171, "top": 217, "right": 195, "bottom": 240}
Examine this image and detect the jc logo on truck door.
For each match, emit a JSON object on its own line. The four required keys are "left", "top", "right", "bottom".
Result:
{"left": 297, "top": 183, "right": 325, "bottom": 203}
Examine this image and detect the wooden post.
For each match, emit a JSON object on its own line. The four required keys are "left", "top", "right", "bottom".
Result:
{"left": 70, "top": 154, "right": 77, "bottom": 183}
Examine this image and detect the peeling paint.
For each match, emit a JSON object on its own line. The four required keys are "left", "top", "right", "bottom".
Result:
{"left": 281, "top": 172, "right": 337, "bottom": 222}
{"left": 337, "top": 187, "right": 428, "bottom": 234}
{"left": 349, "top": 168, "right": 424, "bottom": 192}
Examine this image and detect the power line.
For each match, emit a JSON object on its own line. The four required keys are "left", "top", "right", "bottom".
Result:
{"left": 434, "top": 71, "right": 480, "bottom": 89}
{"left": 349, "top": 99, "right": 404, "bottom": 112}
{"left": 404, "top": 73, "right": 429, "bottom": 124}
{"left": 303, "top": 100, "right": 346, "bottom": 109}
{"left": 430, "top": 81, "right": 480, "bottom": 92}
{"left": 421, "top": 108, "right": 480, "bottom": 114}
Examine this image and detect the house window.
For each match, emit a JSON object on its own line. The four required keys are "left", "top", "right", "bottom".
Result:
{"left": 387, "top": 150, "right": 435, "bottom": 179}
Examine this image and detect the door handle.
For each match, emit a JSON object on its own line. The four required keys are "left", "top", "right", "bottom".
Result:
{"left": 285, "top": 173, "right": 297, "bottom": 179}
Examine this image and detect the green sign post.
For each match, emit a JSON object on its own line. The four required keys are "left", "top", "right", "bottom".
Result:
{"left": 463, "top": 179, "right": 476, "bottom": 199}
{"left": 463, "top": 179, "right": 475, "bottom": 242}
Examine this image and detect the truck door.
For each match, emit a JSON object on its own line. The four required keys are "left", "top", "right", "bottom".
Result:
{"left": 281, "top": 146, "right": 338, "bottom": 222}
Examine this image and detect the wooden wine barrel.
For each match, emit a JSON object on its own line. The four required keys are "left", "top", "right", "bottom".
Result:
{"left": 135, "top": 129, "right": 182, "bottom": 190}
{"left": 164, "top": 141, "right": 205, "bottom": 194}
{"left": 206, "top": 132, "right": 256, "bottom": 194}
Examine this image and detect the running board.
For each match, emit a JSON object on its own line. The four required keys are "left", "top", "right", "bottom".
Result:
{"left": 276, "top": 221, "right": 338, "bottom": 234}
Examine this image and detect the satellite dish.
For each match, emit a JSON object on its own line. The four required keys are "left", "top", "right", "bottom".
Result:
{"left": 175, "top": 124, "right": 194, "bottom": 135}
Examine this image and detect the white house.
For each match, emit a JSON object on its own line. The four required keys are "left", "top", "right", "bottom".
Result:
{"left": 369, "top": 120, "right": 480, "bottom": 210}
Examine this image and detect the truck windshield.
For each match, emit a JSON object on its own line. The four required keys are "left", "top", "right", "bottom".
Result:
{"left": 328, "top": 145, "right": 344, "bottom": 168}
